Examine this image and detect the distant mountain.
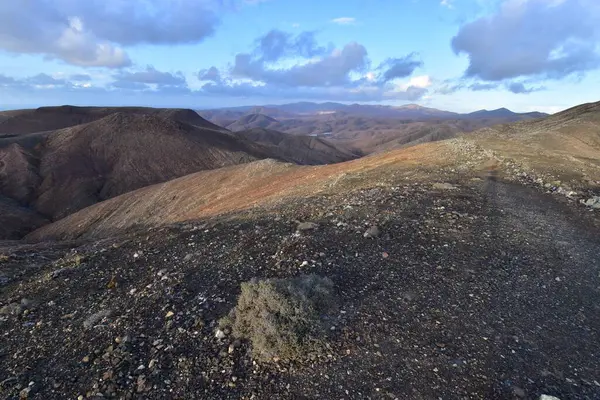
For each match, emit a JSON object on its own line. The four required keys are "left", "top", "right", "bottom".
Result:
{"left": 28, "top": 100, "right": 600, "bottom": 242}
{"left": 235, "top": 128, "right": 360, "bottom": 165}
{"left": 465, "top": 108, "right": 547, "bottom": 121}
{"left": 227, "top": 113, "right": 281, "bottom": 132}
{"left": 0, "top": 105, "right": 225, "bottom": 135}
{"left": 199, "top": 102, "right": 547, "bottom": 123}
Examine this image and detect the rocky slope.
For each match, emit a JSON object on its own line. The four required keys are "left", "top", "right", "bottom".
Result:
{"left": 25, "top": 101, "right": 600, "bottom": 243}
{"left": 1, "top": 177, "right": 599, "bottom": 399}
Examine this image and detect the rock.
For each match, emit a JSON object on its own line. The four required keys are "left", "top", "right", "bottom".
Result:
{"left": 296, "top": 222, "right": 318, "bottom": 231}
{"left": 165, "top": 311, "right": 175, "bottom": 318}
{"left": 215, "top": 329, "right": 226, "bottom": 339}
{"left": 513, "top": 386, "right": 526, "bottom": 398}
{"left": 83, "top": 309, "right": 112, "bottom": 329}
{"left": 432, "top": 182, "right": 457, "bottom": 190}
{"left": 20, "top": 298, "right": 34, "bottom": 308}
{"left": 582, "top": 196, "right": 600, "bottom": 209}
{"left": 300, "top": 261, "right": 309, "bottom": 267}
{"left": 363, "top": 225, "right": 380, "bottom": 238}
{"left": 0, "top": 302, "right": 24, "bottom": 316}
{"left": 539, "top": 396, "right": 560, "bottom": 400}
{"left": 183, "top": 254, "right": 193, "bottom": 262}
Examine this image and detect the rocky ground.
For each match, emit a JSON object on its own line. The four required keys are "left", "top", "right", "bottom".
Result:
{"left": 1, "top": 177, "right": 599, "bottom": 399}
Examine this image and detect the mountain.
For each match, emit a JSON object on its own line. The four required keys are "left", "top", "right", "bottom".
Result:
{"left": 235, "top": 128, "right": 360, "bottom": 165}
{"left": 0, "top": 112, "right": 276, "bottom": 238}
{"left": 465, "top": 107, "right": 547, "bottom": 121}
{"left": 226, "top": 113, "right": 281, "bottom": 132}
{"left": 0, "top": 105, "right": 225, "bottom": 135}
{"left": 199, "top": 102, "right": 547, "bottom": 122}
{"left": 199, "top": 103, "right": 550, "bottom": 155}
{"left": 27, "top": 101, "right": 600, "bottom": 242}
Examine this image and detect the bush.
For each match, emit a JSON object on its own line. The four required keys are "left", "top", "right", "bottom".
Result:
{"left": 220, "top": 274, "right": 336, "bottom": 362}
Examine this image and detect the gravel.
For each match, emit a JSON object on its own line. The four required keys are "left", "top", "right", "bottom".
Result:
{"left": 0, "top": 179, "right": 599, "bottom": 399}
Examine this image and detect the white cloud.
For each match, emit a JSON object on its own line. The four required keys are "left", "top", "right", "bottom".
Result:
{"left": 396, "top": 75, "right": 432, "bottom": 91}
{"left": 441, "top": 0, "right": 453, "bottom": 8}
{"left": 331, "top": 17, "right": 356, "bottom": 25}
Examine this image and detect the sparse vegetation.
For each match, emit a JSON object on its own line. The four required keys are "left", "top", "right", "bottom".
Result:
{"left": 220, "top": 274, "right": 337, "bottom": 362}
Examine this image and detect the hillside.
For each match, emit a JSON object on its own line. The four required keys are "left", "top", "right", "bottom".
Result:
{"left": 3, "top": 152, "right": 600, "bottom": 400}
{"left": 200, "top": 105, "right": 550, "bottom": 155}
{"left": 466, "top": 108, "right": 547, "bottom": 121}
{"left": 200, "top": 102, "right": 547, "bottom": 123}
{"left": 0, "top": 105, "right": 225, "bottom": 135}
{"left": 27, "top": 101, "right": 600, "bottom": 242}
{"left": 226, "top": 113, "right": 281, "bottom": 132}
{"left": 0, "top": 196, "right": 47, "bottom": 240}
{"left": 235, "top": 128, "right": 360, "bottom": 165}
{"left": 0, "top": 102, "right": 598, "bottom": 400}
{"left": 0, "top": 108, "right": 372, "bottom": 240}
{"left": 0, "top": 113, "right": 275, "bottom": 239}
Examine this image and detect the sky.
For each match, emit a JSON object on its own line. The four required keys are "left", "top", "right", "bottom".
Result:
{"left": 0, "top": 0, "right": 599, "bottom": 113}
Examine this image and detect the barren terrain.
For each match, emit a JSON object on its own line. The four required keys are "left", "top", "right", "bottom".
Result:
{"left": 0, "top": 100, "right": 598, "bottom": 400}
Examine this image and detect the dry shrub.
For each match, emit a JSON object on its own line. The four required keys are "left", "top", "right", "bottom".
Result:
{"left": 221, "top": 274, "right": 336, "bottom": 362}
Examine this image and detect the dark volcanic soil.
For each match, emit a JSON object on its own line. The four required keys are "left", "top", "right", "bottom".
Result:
{"left": 0, "top": 179, "right": 599, "bottom": 399}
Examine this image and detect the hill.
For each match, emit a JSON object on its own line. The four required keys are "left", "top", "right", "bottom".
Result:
{"left": 226, "top": 113, "right": 281, "bottom": 132}
{"left": 235, "top": 128, "right": 360, "bottom": 165}
{"left": 0, "top": 108, "right": 369, "bottom": 239}
{"left": 199, "top": 102, "right": 548, "bottom": 122}
{"left": 27, "top": 101, "right": 600, "bottom": 242}
{"left": 0, "top": 196, "right": 47, "bottom": 240}
{"left": 0, "top": 113, "right": 275, "bottom": 238}
{"left": 465, "top": 107, "right": 548, "bottom": 121}
{"left": 3, "top": 141, "right": 600, "bottom": 400}
{"left": 0, "top": 105, "right": 225, "bottom": 135}
{"left": 199, "top": 104, "right": 550, "bottom": 155}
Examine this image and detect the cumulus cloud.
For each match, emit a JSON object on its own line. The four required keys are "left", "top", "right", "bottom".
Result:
{"left": 506, "top": 82, "right": 545, "bottom": 94}
{"left": 378, "top": 54, "right": 423, "bottom": 82}
{"left": 452, "top": 0, "right": 600, "bottom": 81}
{"left": 469, "top": 82, "right": 498, "bottom": 91}
{"left": 200, "top": 81, "right": 426, "bottom": 102}
{"left": 395, "top": 75, "right": 432, "bottom": 91}
{"left": 114, "top": 66, "right": 187, "bottom": 87}
{"left": 331, "top": 17, "right": 356, "bottom": 25}
{"left": 232, "top": 42, "right": 369, "bottom": 87}
{"left": 110, "top": 81, "right": 150, "bottom": 90}
{"left": 0, "top": 75, "right": 17, "bottom": 86}
{"left": 198, "top": 67, "right": 222, "bottom": 82}
{"left": 197, "top": 30, "right": 425, "bottom": 101}
{"left": 255, "top": 30, "right": 331, "bottom": 62}
{"left": 25, "top": 73, "right": 68, "bottom": 86}
{"left": 70, "top": 74, "right": 92, "bottom": 82}
{"left": 0, "top": 72, "right": 80, "bottom": 91}
{"left": 0, "top": 0, "right": 223, "bottom": 67}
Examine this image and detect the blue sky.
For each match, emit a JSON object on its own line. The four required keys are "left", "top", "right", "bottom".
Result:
{"left": 0, "top": 0, "right": 599, "bottom": 113}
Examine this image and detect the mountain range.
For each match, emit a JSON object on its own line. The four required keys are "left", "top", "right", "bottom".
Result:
{"left": 0, "top": 100, "right": 599, "bottom": 400}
